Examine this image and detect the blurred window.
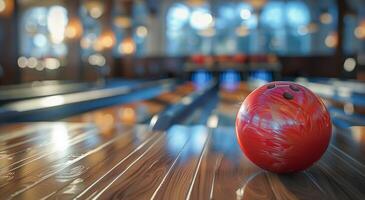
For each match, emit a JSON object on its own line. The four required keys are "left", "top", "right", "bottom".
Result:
{"left": 343, "top": 0, "right": 365, "bottom": 54}
{"left": 164, "top": 0, "right": 351, "bottom": 56}
{"left": 166, "top": 3, "right": 193, "bottom": 56}
{"left": 20, "top": 6, "right": 68, "bottom": 58}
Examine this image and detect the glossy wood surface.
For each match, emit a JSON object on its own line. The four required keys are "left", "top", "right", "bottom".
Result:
{"left": 0, "top": 82, "right": 364, "bottom": 199}
{"left": 65, "top": 83, "right": 196, "bottom": 132}
{"left": 1, "top": 123, "right": 364, "bottom": 199}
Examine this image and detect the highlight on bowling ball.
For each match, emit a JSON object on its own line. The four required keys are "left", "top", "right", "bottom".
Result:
{"left": 235, "top": 81, "right": 332, "bottom": 173}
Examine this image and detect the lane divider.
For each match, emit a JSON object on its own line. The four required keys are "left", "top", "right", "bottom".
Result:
{"left": 150, "top": 81, "right": 217, "bottom": 131}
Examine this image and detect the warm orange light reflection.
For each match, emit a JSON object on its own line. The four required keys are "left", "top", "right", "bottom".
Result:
{"left": 351, "top": 126, "right": 365, "bottom": 144}
{"left": 93, "top": 39, "right": 104, "bottom": 51}
{"left": 94, "top": 112, "right": 115, "bottom": 134}
{"left": 0, "top": 0, "right": 14, "bottom": 17}
{"left": 325, "top": 32, "right": 338, "bottom": 48}
{"left": 119, "top": 107, "right": 137, "bottom": 124}
{"left": 65, "top": 17, "right": 83, "bottom": 39}
{"left": 354, "top": 21, "right": 365, "bottom": 40}
{"left": 198, "top": 27, "right": 216, "bottom": 37}
{"left": 69, "top": 111, "right": 115, "bottom": 135}
{"left": 99, "top": 30, "right": 116, "bottom": 50}
{"left": 84, "top": 1, "right": 104, "bottom": 19}
{"left": 320, "top": 13, "right": 333, "bottom": 24}
{"left": 118, "top": 37, "right": 136, "bottom": 55}
{"left": 186, "top": 0, "right": 206, "bottom": 6}
{"left": 114, "top": 16, "right": 131, "bottom": 28}
{"left": 235, "top": 26, "right": 249, "bottom": 37}
{"left": 249, "top": 0, "right": 267, "bottom": 10}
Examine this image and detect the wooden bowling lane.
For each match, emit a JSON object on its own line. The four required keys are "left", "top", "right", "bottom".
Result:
{"left": 192, "top": 82, "right": 365, "bottom": 199}
{"left": 65, "top": 83, "right": 196, "bottom": 131}
{"left": 1, "top": 123, "right": 365, "bottom": 199}
{"left": 0, "top": 83, "right": 198, "bottom": 197}
{"left": 0, "top": 123, "right": 102, "bottom": 188}
{"left": 218, "top": 82, "right": 251, "bottom": 104}
{"left": 291, "top": 79, "right": 365, "bottom": 127}
{"left": 303, "top": 126, "right": 365, "bottom": 200}
{"left": 1, "top": 80, "right": 365, "bottom": 199}
{"left": 0, "top": 124, "right": 133, "bottom": 198}
{"left": 0, "top": 81, "right": 94, "bottom": 105}
{"left": 330, "top": 126, "right": 365, "bottom": 164}
{"left": 189, "top": 126, "right": 365, "bottom": 200}
{"left": 0, "top": 123, "right": 94, "bottom": 166}
{"left": 0, "top": 123, "right": 208, "bottom": 199}
{"left": 297, "top": 80, "right": 365, "bottom": 117}
{"left": 323, "top": 99, "right": 365, "bottom": 127}
{"left": 190, "top": 127, "right": 330, "bottom": 200}
{"left": 181, "top": 92, "right": 218, "bottom": 125}
{"left": 150, "top": 80, "right": 217, "bottom": 130}
{"left": 200, "top": 83, "right": 250, "bottom": 127}
{"left": 326, "top": 99, "right": 365, "bottom": 116}
{"left": 181, "top": 82, "right": 249, "bottom": 126}
{"left": 74, "top": 126, "right": 209, "bottom": 200}
{"left": 0, "top": 79, "right": 177, "bottom": 123}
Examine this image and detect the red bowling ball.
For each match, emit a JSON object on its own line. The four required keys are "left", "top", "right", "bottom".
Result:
{"left": 236, "top": 82, "right": 332, "bottom": 173}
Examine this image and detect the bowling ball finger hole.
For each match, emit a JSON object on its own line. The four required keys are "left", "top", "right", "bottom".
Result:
{"left": 289, "top": 85, "right": 300, "bottom": 92}
{"left": 267, "top": 84, "right": 276, "bottom": 89}
{"left": 283, "top": 92, "right": 294, "bottom": 100}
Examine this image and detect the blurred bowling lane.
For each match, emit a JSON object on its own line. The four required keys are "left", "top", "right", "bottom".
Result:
{"left": 1, "top": 85, "right": 365, "bottom": 199}
{"left": 180, "top": 81, "right": 251, "bottom": 126}
{"left": 215, "top": 83, "right": 251, "bottom": 126}
{"left": 296, "top": 79, "right": 365, "bottom": 127}
{"left": 64, "top": 83, "right": 196, "bottom": 134}
{"left": 0, "top": 122, "right": 154, "bottom": 198}
{"left": 0, "top": 80, "right": 197, "bottom": 196}
{"left": 0, "top": 79, "right": 144, "bottom": 105}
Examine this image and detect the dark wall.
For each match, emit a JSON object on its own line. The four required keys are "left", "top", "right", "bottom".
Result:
{"left": 0, "top": 2, "right": 19, "bottom": 85}
{"left": 279, "top": 56, "right": 343, "bottom": 78}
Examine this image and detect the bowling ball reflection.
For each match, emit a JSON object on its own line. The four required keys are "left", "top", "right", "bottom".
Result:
{"left": 237, "top": 172, "right": 325, "bottom": 200}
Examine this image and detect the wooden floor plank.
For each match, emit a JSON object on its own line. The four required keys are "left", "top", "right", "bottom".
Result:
{"left": 64, "top": 82, "right": 196, "bottom": 132}
{"left": 9, "top": 126, "right": 159, "bottom": 199}
{"left": 206, "top": 127, "right": 334, "bottom": 200}
{"left": 0, "top": 124, "right": 42, "bottom": 142}
{"left": 152, "top": 126, "right": 210, "bottom": 200}
{"left": 0, "top": 124, "right": 363, "bottom": 200}
{"left": 75, "top": 126, "right": 190, "bottom": 199}
{"left": 0, "top": 123, "right": 86, "bottom": 146}
{"left": 209, "top": 127, "right": 264, "bottom": 200}
{"left": 0, "top": 95, "right": 365, "bottom": 200}
{"left": 0, "top": 125, "right": 99, "bottom": 181}
{"left": 311, "top": 147, "right": 365, "bottom": 199}
{"left": 331, "top": 127, "right": 365, "bottom": 165}
{"left": 0, "top": 125, "right": 132, "bottom": 195}
{"left": 188, "top": 130, "right": 218, "bottom": 199}
{"left": 0, "top": 124, "right": 93, "bottom": 167}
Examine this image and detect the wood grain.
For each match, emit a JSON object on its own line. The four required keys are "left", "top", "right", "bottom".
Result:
{"left": 0, "top": 82, "right": 364, "bottom": 199}
{"left": 1, "top": 124, "right": 365, "bottom": 200}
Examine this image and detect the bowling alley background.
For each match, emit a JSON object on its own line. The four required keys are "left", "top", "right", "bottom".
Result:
{"left": 0, "top": 0, "right": 364, "bottom": 84}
